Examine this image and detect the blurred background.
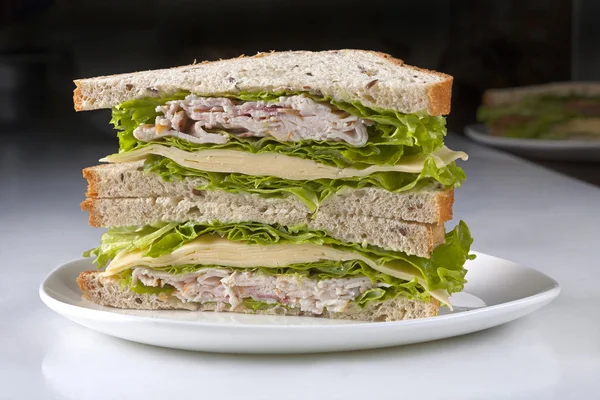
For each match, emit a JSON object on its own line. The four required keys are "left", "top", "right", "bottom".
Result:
{"left": 0, "top": 0, "right": 599, "bottom": 184}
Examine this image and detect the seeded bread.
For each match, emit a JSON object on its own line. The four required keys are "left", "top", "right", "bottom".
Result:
{"left": 77, "top": 270, "right": 439, "bottom": 322}
{"left": 83, "top": 161, "right": 454, "bottom": 225}
{"left": 73, "top": 50, "right": 452, "bottom": 115}
{"left": 483, "top": 81, "right": 600, "bottom": 107}
{"left": 81, "top": 196, "right": 445, "bottom": 258}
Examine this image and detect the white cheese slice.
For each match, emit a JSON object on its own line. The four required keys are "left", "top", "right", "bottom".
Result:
{"left": 101, "top": 145, "right": 468, "bottom": 181}
{"left": 102, "top": 236, "right": 451, "bottom": 306}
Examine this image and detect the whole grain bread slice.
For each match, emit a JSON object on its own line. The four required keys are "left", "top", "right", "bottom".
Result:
{"left": 74, "top": 49, "right": 452, "bottom": 115}
{"left": 81, "top": 196, "right": 445, "bottom": 258}
{"left": 77, "top": 270, "right": 439, "bottom": 322}
{"left": 83, "top": 161, "right": 454, "bottom": 225}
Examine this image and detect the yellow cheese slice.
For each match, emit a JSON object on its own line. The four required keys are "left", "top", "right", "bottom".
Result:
{"left": 102, "top": 236, "right": 451, "bottom": 306}
{"left": 101, "top": 145, "right": 468, "bottom": 181}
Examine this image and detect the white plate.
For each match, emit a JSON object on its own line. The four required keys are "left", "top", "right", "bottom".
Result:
{"left": 465, "top": 124, "right": 600, "bottom": 161}
{"left": 40, "top": 253, "right": 559, "bottom": 354}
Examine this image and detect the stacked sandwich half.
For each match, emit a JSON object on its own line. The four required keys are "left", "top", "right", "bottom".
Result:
{"left": 478, "top": 82, "right": 600, "bottom": 139}
{"left": 76, "top": 50, "right": 474, "bottom": 321}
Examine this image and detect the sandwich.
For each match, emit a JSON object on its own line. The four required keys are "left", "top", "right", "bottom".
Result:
{"left": 75, "top": 50, "right": 474, "bottom": 322}
{"left": 478, "top": 82, "right": 600, "bottom": 140}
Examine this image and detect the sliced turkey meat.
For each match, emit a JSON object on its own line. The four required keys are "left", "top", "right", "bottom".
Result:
{"left": 131, "top": 266, "right": 385, "bottom": 314}
{"left": 132, "top": 94, "right": 370, "bottom": 146}
{"left": 134, "top": 120, "right": 229, "bottom": 144}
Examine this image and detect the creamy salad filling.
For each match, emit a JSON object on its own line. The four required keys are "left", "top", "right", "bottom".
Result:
{"left": 132, "top": 266, "right": 386, "bottom": 314}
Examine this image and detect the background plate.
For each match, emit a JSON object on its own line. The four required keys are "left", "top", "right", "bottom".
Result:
{"left": 465, "top": 124, "right": 600, "bottom": 162}
{"left": 40, "top": 252, "right": 560, "bottom": 354}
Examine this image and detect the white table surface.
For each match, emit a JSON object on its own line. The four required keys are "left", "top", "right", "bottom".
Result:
{"left": 1, "top": 134, "right": 599, "bottom": 400}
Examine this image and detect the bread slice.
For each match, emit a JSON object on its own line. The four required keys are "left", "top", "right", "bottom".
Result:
{"left": 74, "top": 50, "right": 452, "bottom": 115}
{"left": 77, "top": 270, "right": 439, "bottom": 322}
{"left": 81, "top": 197, "right": 445, "bottom": 257}
{"left": 83, "top": 161, "right": 454, "bottom": 225}
{"left": 483, "top": 82, "right": 600, "bottom": 107}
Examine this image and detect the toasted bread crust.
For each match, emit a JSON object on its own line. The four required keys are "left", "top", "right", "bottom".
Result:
{"left": 431, "top": 222, "right": 446, "bottom": 249}
{"left": 367, "top": 51, "right": 453, "bottom": 115}
{"left": 83, "top": 165, "right": 102, "bottom": 198}
{"left": 426, "top": 75, "right": 453, "bottom": 115}
{"left": 437, "top": 188, "right": 454, "bottom": 223}
{"left": 76, "top": 270, "right": 98, "bottom": 299}
{"left": 80, "top": 198, "right": 102, "bottom": 227}
{"left": 73, "top": 86, "right": 84, "bottom": 111}
{"left": 481, "top": 91, "right": 496, "bottom": 107}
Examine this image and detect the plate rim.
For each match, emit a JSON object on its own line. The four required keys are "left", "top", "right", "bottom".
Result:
{"left": 465, "top": 123, "right": 600, "bottom": 149}
{"left": 39, "top": 252, "right": 561, "bottom": 331}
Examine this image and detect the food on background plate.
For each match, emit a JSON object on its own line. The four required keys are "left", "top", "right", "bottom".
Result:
{"left": 74, "top": 50, "right": 474, "bottom": 322}
{"left": 478, "top": 82, "right": 600, "bottom": 140}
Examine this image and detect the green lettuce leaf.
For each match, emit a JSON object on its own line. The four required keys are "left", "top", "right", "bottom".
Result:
{"left": 85, "top": 221, "right": 474, "bottom": 295}
{"left": 144, "top": 155, "right": 465, "bottom": 212}
{"left": 242, "top": 298, "right": 285, "bottom": 311}
{"left": 111, "top": 91, "right": 448, "bottom": 167}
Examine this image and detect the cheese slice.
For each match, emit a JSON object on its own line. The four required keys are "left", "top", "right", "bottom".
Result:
{"left": 102, "top": 236, "right": 452, "bottom": 306}
{"left": 101, "top": 145, "right": 468, "bottom": 181}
